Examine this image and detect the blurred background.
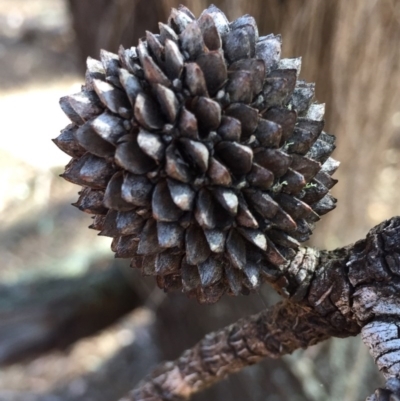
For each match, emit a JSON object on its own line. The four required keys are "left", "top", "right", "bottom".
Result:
{"left": 1, "top": 0, "right": 400, "bottom": 400}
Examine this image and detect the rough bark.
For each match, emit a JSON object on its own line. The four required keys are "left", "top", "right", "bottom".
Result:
{"left": 122, "top": 217, "right": 400, "bottom": 401}
{"left": 0, "top": 261, "right": 141, "bottom": 365}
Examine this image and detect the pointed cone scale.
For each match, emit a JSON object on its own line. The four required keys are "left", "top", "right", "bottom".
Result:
{"left": 59, "top": 96, "right": 84, "bottom": 125}
{"left": 53, "top": 124, "right": 85, "bottom": 158}
{"left": 167, "top": 179, "right": 195, "bottom": 211}
{"left": 137, "top": 130, "right": 165, "bottom": 162}
{"left": 245, "top": 190, "right": 279, "bottom": 219}
{"left": 290, "top": 82, "right": 315, "bottom": 113}
{"left": 196, "top": 51, "right": 227, "bottom": 96}
{"left": 278, "top": 57, "right": 302, "bottom": 76}
{"left": 165, "top": 144, "right": 192, "bottom": 183}
{"left": 185, "top": 224, "right": 211, "bottom": 265}
{"left": 121, "top": 173, "right": 153, "bottom": 206}
{"left": 185, "top": 63, "right": 208, "bottom": 96}
{"left": 291, "top": 219, "right": 312, "bottom": 242}
{"left": 141, "top": 254, "right": 157, "bottom": 276}
{"left": 263, "top": 106, "right": 296, "bottom": 142}
{"left": 274, "top": 193, "right": 313, "bottom": 220}
{"left": 119, "top": 68, "right": 143, "bottom": 106}
{"left": 254, "top": 119, "right": 282, "bottom": 148}
{"left": 225, "top": 264, "right": 244, "bottom": 295}
{"left": 74, "top": 120, "right": 114, "bottom": 158}
{"left": 89, "top": 215, "right": 106, "bottom": 232}
{"left": 118, "top": 45, "right": 138, "bottom": 75}
{"left": 321, "top": 157, "right": 340, "bottom": 176}
{"left": 197, "top": 13, "right": 221, "bottom": 51}
{"left": 73, "top": 188, "right": 107, "bottom": 215}
{"left": 178, "top": 107, "right": 199, "bottom": 139}
{"left": 204, "top": 229, "right": 226, "bottom": 253}
{"left": 195, "top": 188, "right": 216, "bottom": 229}
{"left": 168, "top": 8, "right": 193, "bottom": 34}
{"left": 85, "top": 56, "right": 105, "bottom": 89}
{"left": 224, "top": 27, "right": 252, "bottom": 63}
{"left": 62, "top": 153, "right": 116, "bottom": 189}
{"left": 243, "top": 262, "right": 261, "bottom": 289}
{"left": 115, "top": 211, "right": 144, "bottom": 235}
{"left": 226, "top": 229, "right": 246, "bottom": 270}
{"left": 138, "top": 40, "right": 171, "bottom": 86}
{"left": 290, "top": 154, "right": 321, "bottom": 182}
{"left": 236, "top": 198, "right": 259, "bottom": 228}
{"left": 314, "top": 170, "right": 338, "bottom": 190}
{"left": 157, "top": 222, "right": 184, "bottom": 248}
{"left": 307, "top": 138, "right": 336, "bottom": 164}
{"left": 281, "top": 168, "right": 306, "bottom": 195}
{"left": 181, "top": 260, "right": 201, "bottom": 292}
{"left": 229, "top": 59, "right": 265, "bottom": 95}
{"left": 265, "top": 69, "right": 297, "bottom": 106}
{"left": 200, "top": 5, "right": 230, "bottom": 38}
{"left": 92, "top": 79, "right": 130, "bottom": 117}
{"left": 287, "top": 127, "right": 321, "bottom": 155}
{"left": 268, "top": 229, "right": 300, "bottom": 249}
{"left": 100, "top": 49, "right": 120, "bottom": 76}
{"left": 270, "top": 208, "right": 297, "bottom": 232}
{"left": 137, "top": 218, "right": 164, "bottom": 255}
{"left": 164, "top": 39, "right": 184, "bottom": 80}
{"left": 198, "top": 256, "right": 223, "bottom": 287}
{"left": 311, "top": 194, "right": 337, "bottom": 216}
{"left": 247, "top": 164, "right": 274, "bottom": 190}
{"left": 301, "top": 179, "right": 329, "bottom": 204}
{"left": 115, "top": 235, "right": 139, "bottom": 258}
{"left": 265, "top": 237, "right": 287, "bottom": 267}
{"left": 156, "top": 249, "right": 182, "bottom": 275}
{"left": 91, "top": 111, "right": 126, "bottom": 145}
{"left": 155, "top": 84, "right": 179, "bottom": 123}
{"left": 255, "top": 34, "right": 281, "bottom": 74}
{"left": 68, "top": 90, "right": 104, "bottom": 122}
{"left": 253, "top": 148, "right": 291, "bottom": 177}
{"left": 217, "top": 116, "right": 241, "bottom": 142}
{"left": 230, "top": 15, "right": 259, "bottom": 38}
{"left": 104, "top": 172, "right": 135, "bottom": 211}
{"left": 159, "top": 22, "right": 179, "bottom": 44}
{"left": 180, "top": 21, "right": 204, "bottom": 59}
{"left": 115, "top": 136, "right": 156, "bottom": 174}
{"left": 179, "top": 138, "right": 209, "bottom": 172}
{"left": 152, "top": 180, "right": 183, "bottom": 222}
{"left": 207, "top": 157, "right": 232, "bottom": 186}
{"left": 216, "top": 141, "right": 253, "bottom": 175}
{"left": 98, "top": 210, "right": 118, "bottom": 237}
{"left": 226, "top": 70, "right": 254, "bottom": 103}
{"left": 134, "top": 93, "right": 165, "bottom": 130}
{"left": 212, "top": 188, "right": 238, "bottom": 215}
{"left": 192, "top": 96, "right": 221, "bottom": 132}
{"left": 196, "top": 282, "right": 226, "bottom": 304}
{"left": 238, "top": 228, "right": 267, "bottom": 251}
{"left": 146, "top": 31, "right": 164, "bottom": 65}
{"left": 225, "top": 103, "right": 258, "bottom": 140}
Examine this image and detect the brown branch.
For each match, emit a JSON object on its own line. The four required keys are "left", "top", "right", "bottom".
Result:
{"left": 122, "top": 217, "right": 400, "bottom": 401}
{"left": 124, "top": 300, "right": 337, "bottom": 401}
{"left": 0, "top": 261, "right": 141, "bottom": 365}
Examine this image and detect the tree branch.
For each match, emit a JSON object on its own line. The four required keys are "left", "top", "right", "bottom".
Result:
{"left": 122, "top": 216, "right": 400, "bottom": 401}
{"left": 124, "top": 300, "right": 336, "bottom": 401}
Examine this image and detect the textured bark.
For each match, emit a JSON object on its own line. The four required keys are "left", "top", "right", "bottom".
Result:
{"left": 125, "top": 301, "right": 336, "bottom": 401}
{"left": 0, "top": 261, "right": 141, "bottom": 365}
{"left": 123, "top": 217, "right": 400, "bottom": 400}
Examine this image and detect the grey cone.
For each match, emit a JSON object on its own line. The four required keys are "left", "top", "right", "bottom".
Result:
{"left": 54, "top": 4, "right": 339, "bottom": 303}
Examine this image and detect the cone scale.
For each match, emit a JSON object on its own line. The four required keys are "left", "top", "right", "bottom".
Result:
{"left": 54, "top": 5, "right": 339, "bottom": 303}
